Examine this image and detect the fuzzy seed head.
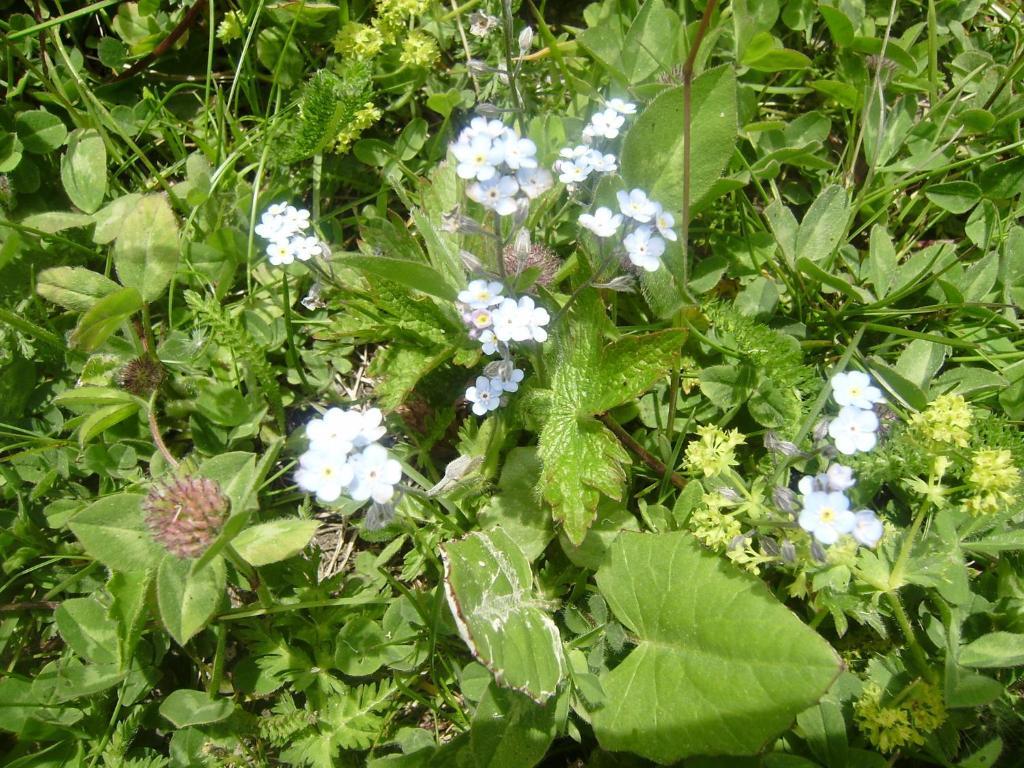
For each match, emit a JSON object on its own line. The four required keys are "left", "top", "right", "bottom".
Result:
{"left": 503, "top": 243, "right": 560, "bottom": 286}
{"left": 116, "top": 356, "right": 165, "bottom": 396}
{"left": 143, "top": 476, "right": 229, "bottom": 559}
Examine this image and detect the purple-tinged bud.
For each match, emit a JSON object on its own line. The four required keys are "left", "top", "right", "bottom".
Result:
{"left": 772, "top": 486, "right": 799, "bottom": 515}
{"left": 764, "top": 431, "right": 801, "bottom": 457}
{"left": 780, "top": 539, "right": 796, "bottom": 563}
{"left": 143, "top": 475, "right": 229, "bottom": 559}
{"left": 812, "top": 419, "right": 830, "bottom": 443}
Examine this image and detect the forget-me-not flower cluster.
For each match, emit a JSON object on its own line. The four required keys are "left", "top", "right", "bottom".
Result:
{"left": 451, "top": 117, "right": 553, "bottom": 216}
{"left": 295, "top": 407, "right": 403, "bottom": 506}
{"left": 256, "top": 202, "right": 323, "bottom": 266}
{"left": 457, "top": 279, "right": 547, "bottom": 417}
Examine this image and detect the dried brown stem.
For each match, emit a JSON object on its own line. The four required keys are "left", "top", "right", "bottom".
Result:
{"left": 598, "top": 413, "right": 686, "bottom": 490}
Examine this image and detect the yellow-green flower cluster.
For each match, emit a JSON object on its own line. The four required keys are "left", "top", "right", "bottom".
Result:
{"left": 399, "top": 30, "right": 440, "bottom": 68}
{"left": 965, "top": 448, "right": 1020, "bottom": 515}
{"left": 684, "top": 425, "right": 744, "bottom": 477}
{"left": 689, "top": 496, "right": 742, "bottom": 551}
{"left": 333, "top": 22, "right": 385, "bottom": 60}
{"left": 854, "top": 682, "right": 946, "bottom": 753}
{"left": 335, "top": 102, "right": 383, "bottom": 153}
{"left": 909, "top": 393, "right": 972, "bottom": 447}
{"left": 217, "top": 10, "right": 243, "bottom": 43}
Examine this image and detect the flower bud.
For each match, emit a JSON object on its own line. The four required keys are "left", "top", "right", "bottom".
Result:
{"left": 593, "top": 275, "right": 637, "bottom": 293}
{"left": 144, "top": 475, "right": 229, "bottom": 559}
{"left": 772, "top": 486, "right": 799, "bottom": 515}
{"left": 780, "top": 539, "right": 796, "bottom": 563}
{"left": 460, "top": 250, "right": 485, "bottom": 273}
{"left": 518, "top": 26, "right": 534, "bottom": 54}
{"left": 812, "top": 418, "right": 830, "bottom": 443}
{"left": 764, "top": 430, "right": 801, "bottom": 457}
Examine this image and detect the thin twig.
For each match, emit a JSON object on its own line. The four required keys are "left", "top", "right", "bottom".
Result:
{"left": 112, "top": 0, "right": 209, "bottom": 82}
{"left": 147, "top": 395, "right": 179, "bottom": 468}
{"left": 598, "top": 413, "right": 686, "bottom": 490}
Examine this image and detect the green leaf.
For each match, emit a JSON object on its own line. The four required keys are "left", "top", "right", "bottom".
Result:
{"left": 68, "top": 493, "right": 165, "bottom": 571}
{"left": 113, "top": 194, "right": 180, "bottom": 303}
{"left": 157, "top": 554, "right": 226, "bottom": 645}
{"left": 442, "top": 528, "right": 565, "bottom": 702}
{"left": 741, "top": 32, "right": 812, "bottom": 71}
{"left": 232, "top": 519, "right": 320, "bottom": 566}
{"left": 61, "top": 128, "right": 107, "bottom": 213}
{"left": 592, "top": 532, "right": 841, "bottom": 762}
{"left": 335, "top": 617, "right": 389, "bottom": 676}
{"left": 622, "top": 66, "right": 737, "bottom": 214}
{"left": 795, "top": 185, "right": 848, "bottom": 265}
{"left": 55, "top": 596, "right": 120, "bottom": 665}
{"left": 895, "top": 339, "right": 947, "bottom": 391}
{"left": 619, "top": 0, "right": 679, "bottom": 83}
{"left": 159, "top": 689, "right": 234, "bottom": 727}
{"left": 925, "top": 181, "right": 981, "bottom": 214}
{"left": 478, "top": 447, "right": 553, "bottom": 562}
{"left": 960, "top": 632, "right": 1024, "bottom": 668}
{"left": 54, "top": 386, "right": 139, "bottom": 410}
{"left": 70, "top": 286, "right": 144, "bottom": 352}
{"left": 36, "top": 267, "right": 120, "bottom": 312}
{"left": 868, "top": 224, "right": 897, "bottom": 298}
{"left": 538, "top": 297, "right": 684, "bottom": 543}
{"left": 15, "top": 110, "right": 68, "bottom": 154}
{"left": 339, "top": 254, "right": 457, "bottom": 301}
{"left": 77, "top": 402, "right": 140, "bottom": 446}
{"left": 21, "top": 211, "right": 94, "bottom": 234}
{"left": 470, "top": 683, "right": 559, "bottom": 768}
{"left": 107, "top": 570, "right": 152, "bottom": 669}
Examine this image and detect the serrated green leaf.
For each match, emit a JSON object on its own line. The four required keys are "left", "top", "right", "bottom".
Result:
{"left": 442, "top": 528, "right": 565, "bottom": 702}
{"left": 539, "top": 296, "right": 684, "bottom": 543}
{"left": 593, "top": 532, "right": 841, "bottom": 762}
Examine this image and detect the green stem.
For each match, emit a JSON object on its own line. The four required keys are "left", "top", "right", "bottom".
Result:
{"left": 890, "top": 500, "right": 931, "bottom": 590}
{"left": 885, "top": 591, "right": 936, "bottom": 684}
{"left": 224, "top": 544, "right": 273, "bottom": 609}
{"left": 280, "top": 271, "right": 311, "bottom": 387}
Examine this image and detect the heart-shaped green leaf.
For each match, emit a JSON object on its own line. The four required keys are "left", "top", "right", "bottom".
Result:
{"left": 593, "top": 532, "right": 841, "bottom": 763}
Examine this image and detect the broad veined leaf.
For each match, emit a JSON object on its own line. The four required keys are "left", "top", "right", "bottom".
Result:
{"left": 61, "top": 128, "right": 107, "bottom": 213}
{"left": 592, "top": 532, "right": 841, "bottom": 763}
{"left": 470, "top": 682, "right": 562, "bottom": 768}
{"left": 621, "top": 65, "right": 737, "bottom": 214}
{"left": 442, "top": 528, "right": 565, "bottom": 702}
{"left": 157, "top": 553, "right": 226, "bottom": 645}
{"left": 68, "top": 493, "right": 165, "bottom": 571}
{"left": 55, "top": 596, "right": 120, "bottom": 666}
{"left": 339, "top": 255, "right": 457, "bottom": 302}
{"left": 232, "top": 519, "right": 320, "bottom": 566}
{"left": 113, "top": 194, "right": 180, "bottom": 303}
{"left": 159, "top": 689, "right": 234, "bottom": 727}
{"left": 538, "top": 295, "right": 684, "bottom": 543}
{"left": 36, "top": 267, "right": 120, "bottom": 312}
{"left": 70, "top": 286, "right": 143, "bottom": 352}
